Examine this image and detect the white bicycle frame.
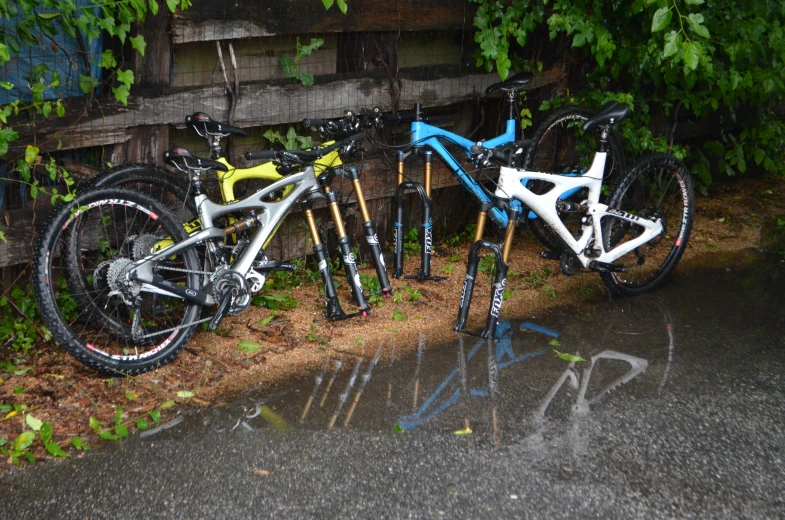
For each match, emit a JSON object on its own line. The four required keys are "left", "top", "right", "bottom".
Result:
{"left": 494, "top": 152, "right": 663, "bottom": 268}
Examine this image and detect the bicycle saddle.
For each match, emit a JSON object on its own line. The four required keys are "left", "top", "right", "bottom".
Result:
{"left": 163, "top": 147, "right": 229, "bottom": 172}
{"left": 582, "top": 102, "right": 631, "bottom": 132}
{"left": 485, "top": 71, "right": 534, "bottom": 94}
{"left": 185, "top": 112, "right": 247, "bottom": 137}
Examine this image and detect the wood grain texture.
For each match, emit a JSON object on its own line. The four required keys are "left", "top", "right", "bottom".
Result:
{"left": 172, "top": 0, "right": 474, "bottom": 43}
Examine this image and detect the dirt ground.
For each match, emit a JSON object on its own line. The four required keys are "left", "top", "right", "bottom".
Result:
{"left": 1, "top": 176, "right": 783, "bottom": 463}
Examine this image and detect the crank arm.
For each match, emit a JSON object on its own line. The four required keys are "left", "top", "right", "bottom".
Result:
{"left": 134, "top": 274, "right": 214, "bottom": 305}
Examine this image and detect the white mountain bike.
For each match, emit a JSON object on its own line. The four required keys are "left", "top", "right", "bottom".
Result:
{"left": 472, "top": 101, "right": 695, "bottom": 296}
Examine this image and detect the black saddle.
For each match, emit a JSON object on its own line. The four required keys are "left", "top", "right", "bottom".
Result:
{"left": 485, "top": 71, "right": 534, "bottom": 95}
{"left": 163, "top": 147, "right": 229, "bottom": 172}
{"left": 582, "top": 102, "right": 631, "bottom": 132}
{"left": 185, "top": 112, "right": 247, "bottom": 137}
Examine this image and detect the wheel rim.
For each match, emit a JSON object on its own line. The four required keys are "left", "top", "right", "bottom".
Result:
{"left": 45, "top": 197, "right": 199, "bottom": 363}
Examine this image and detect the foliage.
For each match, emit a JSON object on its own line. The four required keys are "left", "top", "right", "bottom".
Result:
{"left": 0, "top": 0, "right": 192, "bottom": 241}
{"left": 402, "top": 227, "right": 421, "bottom": 259}
{"left": 470, "top": 0, "right": 785, "bottom": 187}
{"left": 263, "top": 126, "right": 313, "bottom": 151}
{"left": 0, "top": 283, "right": 51, "bottom": 353}
{"left": 280, "top": 37, "right": 325, "bottom": 86}
{"left": 321, "top": 0, "right": 348, "bottom": 15}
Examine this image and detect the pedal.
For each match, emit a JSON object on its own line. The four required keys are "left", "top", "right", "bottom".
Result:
{"left": 588, "top": 260, "right": 625, "bottom": 273}
{"left": 540, "top": 250, "right": 562, "bottom": 260}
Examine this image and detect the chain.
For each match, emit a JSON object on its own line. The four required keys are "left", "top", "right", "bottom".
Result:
{"left": 153, "top": 265, "right": 215, "bottom": 276}
{"left": 137, "top": 315, "right": 215, "bottom": 339}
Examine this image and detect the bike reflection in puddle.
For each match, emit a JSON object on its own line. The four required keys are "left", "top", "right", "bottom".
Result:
{"left": 193, "top": 303, "right": 675, "bottom": 446}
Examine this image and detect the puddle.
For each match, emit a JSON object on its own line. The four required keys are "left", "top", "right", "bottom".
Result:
{"left": 141, "top": 251, "right": 785, "bottom": 449}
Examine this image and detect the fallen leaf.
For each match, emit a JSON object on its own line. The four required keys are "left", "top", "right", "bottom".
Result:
{"left": 252, "top": 469, "right": 272, "bottom": 477}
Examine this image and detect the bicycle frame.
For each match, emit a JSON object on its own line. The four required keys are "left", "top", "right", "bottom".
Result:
{"left": 131, "top": 167, "right": 322, "bottom": 304}
{"left": 410, "top": 118, "right": 516, "bottom": 226}
{"left": 494, "top": 153, "right": 665, "bottom": 268}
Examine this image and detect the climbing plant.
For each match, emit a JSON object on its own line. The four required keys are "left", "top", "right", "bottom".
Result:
{"left": 470, "top": 0, "right": 785, "bottom": 189}
{"left": 0, "top": 0, "right": 192, "bottom": 242}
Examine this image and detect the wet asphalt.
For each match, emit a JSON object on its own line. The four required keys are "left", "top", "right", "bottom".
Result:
{"left": 2, "top": 253, "right": 785, "bottom": 519}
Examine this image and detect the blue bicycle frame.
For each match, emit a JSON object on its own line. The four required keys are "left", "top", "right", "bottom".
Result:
{"left": 410, "top": 118, "right": 517, "bottom": 227}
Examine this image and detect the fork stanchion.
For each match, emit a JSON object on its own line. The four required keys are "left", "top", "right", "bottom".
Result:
{"left": 345, "top": 167, "right": 392, "bottom": 298}
{"left": 324, "top": 188, "right": 370, "bottom": 316}
{"left": 302, "top": 198, "right": 358, "bottom": 322}
{"left": 454, "top": 201, "right": 518, "bottom": 339}
{"left": 393, "top": 149, "right": 447, "bottom": 282}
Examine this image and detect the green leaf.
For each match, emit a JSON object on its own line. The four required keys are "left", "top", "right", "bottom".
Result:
{"left": 112, "top": 85, "right": 130, "bottom": 106}
{"left": 78, "top": 74, "right": 99, "bottom": 95}
{"left": 0, "top": 438, "right": 7, "bottom": 447}
{"left": 684, "top": 0, "right": 704, "bottom": 4}
{"left": 280, "top": 54, "right": 295, "bottom": 78}
{"left": 45, "top": 442, "right": 70, "bottom": 458}
{"left": 24, "top": 145, "right": 39, "bottom": 164}
{"left": 682, "top": 41, "right": 700, "bottom": 70}
{"left": 0, "top": 43, "right": 10, "bottom": 64}
{"left": 321, "top": 0, "right": 334, "bottom": 9}
{"left": 149, "top": 409, "right": 161, "bottom": 423}
{"left": 99, "top": 430, "right": 119, "bottom": 441}
{"left": 166, "top": 0, "right": 178, "bottom": 12}
{"left": 25, "top": 414, "right": 43, "bottom": 431}
{"left": 553, "top": 350, "right": 585, "bottom": 363}
{"left": 549, "top": 339, "right": 560, "bottom": 347}
{"left": 237, "top": 340, "right": 261, "bottom": 353}
{"left": 100, "top": 49, "right": 117, "bottom": 69}
{"left": 136, "top": 419, "right": 149, "bottom": 430}
{"left": 13, "top": 431, "right": 34, "bottom": 452}
{"left": 686, "top": 13, "right": 710, "bottom": 39}
{"left": 159, "top": 400, "right": 175, "bottom": 410}
{"left": 114, "top": 406, "right": 123, "bottom": 426}
{"left": 130, "top": 35, "right": 147, "bottom": 56}
{"left": 651, "top": 7, "right": 672, "bottom": 32}
{"left": 176, "top": 390, "right": 194, "bottom": 399}
{"left": 0, "top": 81, "right": 13, "bottom": 90}
{"left": 89, "top": 416, "right": 101, "bottom": 432}
{"left": 71, "top": 436, "right": 91, "bottom": 450}
{"left": 336, "top": 0, "right": 348, "bottom": 14}
{"left": 149, "top": 0, "right": 159, "bottom": 16}
{"left": 393, "top": 308, "right": 407, "bottom": 322}
{"left": 115, "top": 424, "right": 129, "bottom": 438}
{"left": 42, "top": 102, "right": 52, "bottom": 117}
{"left": 754, "top": 149, "right": 765, "bottom": 165}
{"left": 116, "top": 69, "right": 134, "bottom": 89}
{"left": 40, "top": 422, "right": 53, "bottom": 443}
{"left": 663, "top": 31, "right": 682, "bottom": 58}
{"left": 495, "top": 55, "right": 511, "bottom": 80}
{"left": 298, "top": 72, "right": 314, "bottom": 86}
{"left": 56, "top": 101, "right": 65, "bottom": 117}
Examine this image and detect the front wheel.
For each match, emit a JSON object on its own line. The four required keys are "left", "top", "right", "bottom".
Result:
{"left": 600, "top": 153, "right": 695, "bottom": 297}
{"left": 33, "top": 187, "right": 203, "bottom": 375}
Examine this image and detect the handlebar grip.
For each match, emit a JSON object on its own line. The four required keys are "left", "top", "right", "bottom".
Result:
{"left": 245, "top": 150, "right": 280, "bottom": 161}
{"left": 426, "top": 115, "right": 449, "bottom": 124}
{"left": 386, "top": 112, "right": 415, "bottom": 125}
{"left": 302, "top": 118, "right": 328, "bottom": 128}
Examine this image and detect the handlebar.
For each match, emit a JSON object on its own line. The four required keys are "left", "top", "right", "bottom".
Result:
{"left": 245, "top": 132, "right": 366, "bottom": 162}
{"left": 470, "top": 140, "right": 531, "bottom": 167}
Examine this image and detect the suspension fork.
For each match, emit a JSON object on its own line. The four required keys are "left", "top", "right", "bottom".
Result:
{"left": 345, "top": 166, "right": 392, "bottom": 298}
{"left": 393, "top": 149, "right": 447, "bottom": 282}
{"left": 302, "top": 195, "right": 363, "bottom": 321}
{"left": 323, "top": 186, "right": 370, "bottom": 315}
{"left": 454, "top": 201, "right": 519, "bottom": 339}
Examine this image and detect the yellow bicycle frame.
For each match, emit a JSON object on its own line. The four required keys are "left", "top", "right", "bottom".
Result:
{"left": 156, "top": 144, "right": 343, "bottom": 251}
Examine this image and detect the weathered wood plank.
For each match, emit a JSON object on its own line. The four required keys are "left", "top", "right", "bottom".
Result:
{"left": 172, "top": 0, "right": 474, "bottom": 44}
{"left": 10, "top": 64, "right": 563, "bottom": 156}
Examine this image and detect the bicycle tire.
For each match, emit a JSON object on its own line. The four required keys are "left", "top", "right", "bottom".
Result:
{"left": 600, "top": 153, "right": 695, "bottom": 297}
{"left": 523, "top": 105, "right": 626, "bottom": 252}
{"left": 34, "top": 187, "right": 202, "bottom": 375}
{"left": 68, "top": 164, "right": 200, "bottom": 326}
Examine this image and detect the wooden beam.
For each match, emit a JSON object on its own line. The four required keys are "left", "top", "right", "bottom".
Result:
{"left": 172, "top": 0, "right": 474, "bottom": 44}
{"left": 9, "top": 64, "right": 563, "bottom": 156}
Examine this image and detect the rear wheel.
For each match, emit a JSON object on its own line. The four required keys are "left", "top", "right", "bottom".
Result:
{"left": 523, "top": 105, "right": 626, "bottom": 252}
{"left": 33, "top": 188, "right": 203, "bottom": 375}
{"left": 600, "top": 153, "right": 695, "bottom": 297}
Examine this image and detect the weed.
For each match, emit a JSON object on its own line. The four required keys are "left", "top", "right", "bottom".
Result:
{"left": 307, "top": 322, "right": 329, "bottom": 345}
{"left": 404, "top": 286, "right": 422, "bottom": 304}
{"left": 403, "top": 227, "right": 421, "bottom": 259}
{"left": 393, "top": 308, "right": 407, "bottom": 322}
{"left": 252, "top": 292, "right": 299, "bottom": 311}
{"left": 360, "top": 272, "right": 384, "bottom": 306}
{"left": 441, "top": 263, "right": 455, "bottom": 276}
